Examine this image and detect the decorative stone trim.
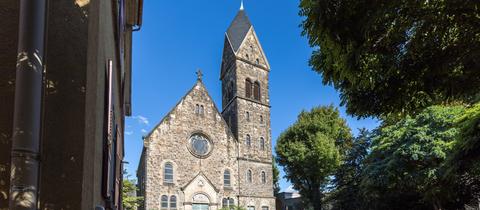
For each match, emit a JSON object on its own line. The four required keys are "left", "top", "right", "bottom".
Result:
{"left": 237, "top": 157, "right": 271, "bottom": 165}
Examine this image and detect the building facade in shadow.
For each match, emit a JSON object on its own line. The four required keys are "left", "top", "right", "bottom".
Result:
{"left": 0, "top": 0, "right": 143, "bottom": 209}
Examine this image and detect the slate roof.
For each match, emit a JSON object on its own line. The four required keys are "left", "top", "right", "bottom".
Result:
{"left": 226, "top": 9, "right": 252, "bottom": 52}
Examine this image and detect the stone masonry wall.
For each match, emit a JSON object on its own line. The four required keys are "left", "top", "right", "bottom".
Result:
{"left": 144, "top": 82, "right": 239, "bottom": 210}
{"left": 239, "top": 197, "right": 276, "bottom": 210}
{"left": 141, "top": 15, "right": 275, "bottom": 210}
{"left": 238, "top": 160, "right": 274, "bottom": 197}
{"left": 226, "top": 27, "right": 275, "bottom": 206}
{"left": 234, "top": 29, "right": 270, "bottom": 105}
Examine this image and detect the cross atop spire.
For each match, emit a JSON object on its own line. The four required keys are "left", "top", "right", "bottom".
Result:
{"left": 240, "top": 0, "right": 244, "bottom": 10}
{"left": 196, "top": 69, "right": 203, "bottom": 81}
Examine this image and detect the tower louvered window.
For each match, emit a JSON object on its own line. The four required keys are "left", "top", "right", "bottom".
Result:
{"left": 245, "top": 79, "right": 252, "bottom": 98}
{"left": 253, "top": 81, "right": 260, "bottom": 100}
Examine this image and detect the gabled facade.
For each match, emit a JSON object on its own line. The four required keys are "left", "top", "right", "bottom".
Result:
{"left": 137, "top": 6, "right": 275, "bottom": 210}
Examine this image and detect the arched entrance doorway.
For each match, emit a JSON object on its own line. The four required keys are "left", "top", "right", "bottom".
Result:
{"left": 192, "top": 193, "right": 210, "bottom": 210}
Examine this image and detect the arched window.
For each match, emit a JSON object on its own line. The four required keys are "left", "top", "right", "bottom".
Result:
{"left": 161, "top": 195, "right": 168, "bottom": 209}
{"left": 164, "top": 163, "right": 173, "bottom": 183}
{"left": 195, "top": 104, "right": 200, "bottom": 114}
{"left": 260, "top": 115, "right": 263, "bottom": 124}
{"left": 246, "top": 111, "right": 250, "bottom": 121}
{"left": 261, "top": 171, "right": 266, "bottom": 184}
{"left": 223, "top": 198, "right": 235, "bottom": 208}
{"left": 256, "top": 58, "right": 260, "bottom": 65}
{"left": 222, "top": 198, "right": 228, "bottom": 207}
{"left": 245, "top": 79, "right": 252, "bottom": 98}
{"left": 246, "top": 134, "right": 251, "bottom": 148}
{"left": 245, "top": 54, "right": 249, "bottom": 60}
{"left": 224, "top": 170, "right": 231, "bottom": 187}
{"left": 253, "top": 81, "right": 261, "bottom": 100}
{"left": 260, "top": 137, "right": 265, "bottom": 150}
{"left": 170, "top": 195, "right": 177, "bottom": 210}
{"left": 247, "top": 170, "right": 252, "bottom": 183}
{"left": 200, "top": 105, "right": 204, "bottom": 115}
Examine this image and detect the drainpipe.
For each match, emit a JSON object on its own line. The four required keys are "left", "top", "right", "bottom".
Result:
{"left": 9, "top": 0, "right": 47, "bottom": 209}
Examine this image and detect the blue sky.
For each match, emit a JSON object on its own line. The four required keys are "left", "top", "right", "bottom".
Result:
{"left": 124, "top": 0, "right": 379, "bottom": 192}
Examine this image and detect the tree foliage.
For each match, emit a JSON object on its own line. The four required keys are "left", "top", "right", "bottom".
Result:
{"left": 219, "top": 206, "right": 246, "bottom": 210}
{"left": 449, "top": 103, "right": 480, "bottom": 172}
{"left": 272, "top": 156, "right": 281, "bottom": 195}
{"left": 360, "top": 105, "right": 466, "bottom": 210}
{"left": 299, "top": 0, "right": 480, "bottom": 118}
{"left": 276, "top": 105, "right": 352, "bottom": 210}
{"left": 445, "top": 103, "right": 480, "bottom": 203}
{"left": 330, "top": 128, "right": 371, "bottom": 210}
{"left": 122, "top": 175, "right": 143, "bottom": 210}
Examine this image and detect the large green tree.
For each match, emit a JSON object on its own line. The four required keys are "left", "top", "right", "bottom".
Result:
{"left": 299, "top": 0, "right": 480, "bottom": 118}
{"left": 330, "top": 128, "right": 371, "bottom": 210}
{"left": 360, "top": 105, "right": 466, "bottom": 210}
{"left": 276, "top": 105, "right": 352, "bottom": 210}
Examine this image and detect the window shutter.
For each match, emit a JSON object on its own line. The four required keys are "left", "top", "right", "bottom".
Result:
{"left": 102, "top": 59, "right": 115, "bottom": 199}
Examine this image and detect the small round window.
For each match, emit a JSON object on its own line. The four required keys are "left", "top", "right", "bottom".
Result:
{"left": 188, "top": 133, "right": 212, "bottom": 158}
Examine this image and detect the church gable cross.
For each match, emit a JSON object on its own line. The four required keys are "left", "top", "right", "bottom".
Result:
{"left": 196, "top": 69, "right": 203, "bottom": 81}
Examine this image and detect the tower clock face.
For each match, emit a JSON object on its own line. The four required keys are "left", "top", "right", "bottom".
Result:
{"left": 188, "top": 133, "right": 212, "bottom": 158}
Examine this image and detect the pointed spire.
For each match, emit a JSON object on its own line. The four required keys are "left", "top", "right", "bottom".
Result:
{"left": 226, "top": 2, "right": 252, "bottom": 52}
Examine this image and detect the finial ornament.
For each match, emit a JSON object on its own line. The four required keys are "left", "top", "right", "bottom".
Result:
{"left": 196, "top": 69, "right": 203, "bottom": 81}
{"left": 240, "top": 0, "right": 244, "bottom": 10}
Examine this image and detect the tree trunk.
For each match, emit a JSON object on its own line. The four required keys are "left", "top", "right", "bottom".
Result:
{"left": 310, "top": 185, "right": 323, "bottom": 210}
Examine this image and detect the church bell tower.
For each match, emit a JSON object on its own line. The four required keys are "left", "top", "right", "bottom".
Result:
{"left": 220, "top": 4, "right": 274, "bottom": 201}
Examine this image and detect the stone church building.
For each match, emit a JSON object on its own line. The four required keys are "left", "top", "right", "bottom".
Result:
{"left": 137, "top": 5, "right": 275, "bottom": 210}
